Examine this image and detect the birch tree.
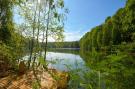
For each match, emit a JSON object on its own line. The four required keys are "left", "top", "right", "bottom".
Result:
{"left": 17, "top": 0, "right": 67, "bottom": 69}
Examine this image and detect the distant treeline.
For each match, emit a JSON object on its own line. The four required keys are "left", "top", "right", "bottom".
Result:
{"left": 80, "top": 0, "right": 135, "bottom": 52}
{"left": 20, "top": 39, "right": 80, "bottom": 52}
{"left": 42, "top": 41, "right": 80, "bottom": 48}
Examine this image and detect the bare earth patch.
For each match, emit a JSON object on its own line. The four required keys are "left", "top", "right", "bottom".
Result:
{"left": 0, "top": 69, "right": 69, "bottom": 89}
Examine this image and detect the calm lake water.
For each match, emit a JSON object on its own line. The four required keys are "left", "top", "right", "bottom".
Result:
{"left": 23, "top": 48, "right": 85, "bottom": 71}
{"left": 46, "top": 52, "right": 85, "bottom": 71}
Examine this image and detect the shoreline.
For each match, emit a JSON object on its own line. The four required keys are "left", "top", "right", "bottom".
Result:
{"left": 0, "top": 68, "right": 69, "bottom": 89}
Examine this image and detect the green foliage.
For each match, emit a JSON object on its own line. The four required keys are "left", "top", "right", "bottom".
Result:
{"left": 97, "top": 25, "right": 103, "bottom": 48}
{"left": 79, "top": 2, "right": 135, "bottom": 87}
{"left": 0, "top": 42, "right": 18, "bottom": 69}
{"left": 132, "top": 33, "right": 135, "bottom": 41}
{"left": 67, "top": 65, "right": 103, "bottom": 89}
{"left": 47, "top": 41, "right": 80, "bottom": 48}
{"left": 0, "top": 0, "right": 25, "bottom": 72}
{"left": 102, "top": 17, "right": 112, "bottom": 46}
{"left": 79, "top": 50, "right": 135, "bottom": 89}
{"left": 32, "top": 80, "right": 40, "bottom": 89}
{"left": 0, "top": 43, "right": 13, "bottom": 61}
{"left": 38, "top": 56, "right": 46, "bottom": 66}
{"left": 0, "top": 0, "right": 14, "bottom": 44}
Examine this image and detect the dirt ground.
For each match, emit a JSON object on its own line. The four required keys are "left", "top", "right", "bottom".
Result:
{"left": 0, "top": 69, "right": 69, "bottom": 89}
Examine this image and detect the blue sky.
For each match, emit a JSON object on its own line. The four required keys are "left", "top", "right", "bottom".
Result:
{"left": 64, "top": 0, "right": 126, "bottom": 41}
{"left": 14, "top": 0, "right": 126, "bottom": 42}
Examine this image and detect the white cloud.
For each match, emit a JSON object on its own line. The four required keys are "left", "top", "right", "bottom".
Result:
{"left": 48, "top": 32, "right": 81, "bottom": 42}
{"left": 44, "top": 27, "right": 88, "bottom": 42}
{"left": 64, "top": 30, "right": 82, "bottom": 41}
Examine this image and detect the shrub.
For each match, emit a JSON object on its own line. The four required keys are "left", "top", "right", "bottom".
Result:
{"left": 0, "top": 42, "right": 17, "bottom": 71}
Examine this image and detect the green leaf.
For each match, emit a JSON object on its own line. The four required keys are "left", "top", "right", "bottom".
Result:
{"left": 38, "top": 56, "right": 46, "bottom": 66}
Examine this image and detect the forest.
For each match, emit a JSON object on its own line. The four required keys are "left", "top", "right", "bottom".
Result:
{"left": 80, "top": 0, "right": 135, "bottom": 51}
{"left": 80, "top": 0, "right": 135, "bottom": 53}
{"left": 0, "top": 0, "right": 70, "bottom": 89}
{"left": 79, "top": 0, "right": 135, "bottom": 89}
{"left": 47, "top": 41, "right": 80, "bottom": 48}
{"left": 0, "top": 0, "right": 135, "bottom": 89}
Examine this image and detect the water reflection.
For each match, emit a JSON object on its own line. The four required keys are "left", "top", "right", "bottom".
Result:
{"left": 46, "top": 52, "right": 84, "bottom": 71}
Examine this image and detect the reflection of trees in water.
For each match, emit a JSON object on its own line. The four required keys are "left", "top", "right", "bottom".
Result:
{"left": 48, "top": 48, "right": 80, "bottom": 55}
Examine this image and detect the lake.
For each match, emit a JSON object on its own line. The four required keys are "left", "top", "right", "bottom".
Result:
{"left": 23, "top": 48, "right": 135, "bottom": 89}
{"left": 46, "top": 52, "right": 85, "bottom": 71}
{"left": 23, "top": 48, "right": 86, "bottom": 71}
